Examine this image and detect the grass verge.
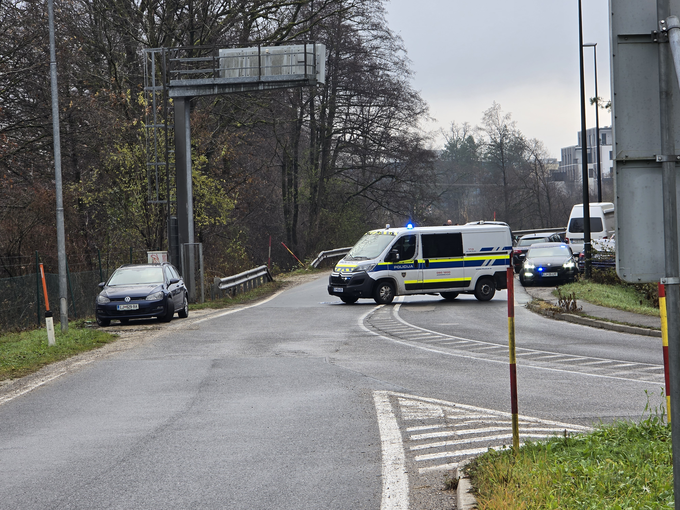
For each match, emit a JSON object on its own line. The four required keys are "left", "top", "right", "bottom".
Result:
{"left": 0, "top": 322, "right": 117, "bottom": 381}
{"left": 466, "top": 407, "right": 672, "bottom": 509}
{"left": 558, "top": 279, "right": 660, "bottom": 317}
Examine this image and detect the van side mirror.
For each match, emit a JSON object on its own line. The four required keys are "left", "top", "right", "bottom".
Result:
{"left": 387, "top": 249, "right": 400, "bottom": 262}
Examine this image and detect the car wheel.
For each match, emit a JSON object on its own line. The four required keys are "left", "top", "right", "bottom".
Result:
{"left": 474, "top": 277, "right": 496, "bottom": 301}
{"left": 159, "top": 297, "right": 174, "bottom": 322}
{"left": 373, "top": 281, "right": 395, "bottom": 305}
{"left": 340, "top": 297, "right": 358, "bottom": 304}
{"left": 178, "top": 293, "right": 189, "bottom": 318}
{"left": 440, "top": 292, "right": 459, "bottom": 301}
{"left": 96, "top": 317, "right": 110, "bottom": 327}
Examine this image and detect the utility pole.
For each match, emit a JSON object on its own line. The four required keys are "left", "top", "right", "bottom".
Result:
{"left": 578, "top": 0, "right": 592, "bottom": 278}
{"left": 48, "top": 0, "right": 68, "bottom": 332}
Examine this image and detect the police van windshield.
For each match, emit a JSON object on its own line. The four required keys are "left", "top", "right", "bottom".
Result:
{"left": 347, "top": 232, "right": 395, "bottom": 260}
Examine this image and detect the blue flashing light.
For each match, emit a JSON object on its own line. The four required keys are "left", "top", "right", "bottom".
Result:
{"left": 406, "top": 222, "right": 414, "bottom": 230}
{"left": 538, "top": 267, "right": 544, "bottom": 272}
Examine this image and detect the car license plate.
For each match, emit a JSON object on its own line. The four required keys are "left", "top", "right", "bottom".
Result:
{"left": 117, "top": 303, "right": 139, "bottom": 311}
{"left": 543, "top": 272, "right": 558, "bottom": 277}
{"left": 333, "top": 287, "right": 343, "bottom": 293}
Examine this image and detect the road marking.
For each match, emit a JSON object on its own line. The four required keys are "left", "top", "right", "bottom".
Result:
{"left": 374, "top": 391, "right": 409, "bottom": 510}
{"left": 362, "top": 304, "right": 664, "bottom": 384}
{"left": 0, "top": 360, "right": 92, "bottom": 407}
{"left": 374, "top": 391, "right": 590, "bottom": 483}
{"left": 192, "top": 289, "right": 285, "bottom": 324}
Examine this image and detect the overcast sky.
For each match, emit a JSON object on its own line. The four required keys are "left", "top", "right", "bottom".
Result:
{"left": 384, "top": 0, "right": 611, "bottom": 159}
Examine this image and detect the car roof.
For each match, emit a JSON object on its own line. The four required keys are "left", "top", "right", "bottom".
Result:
{"left": 520, "top": 233, "right": 556, "bottom": 239}
{"left": 527, "top": 242, "right": 571, "bottom": 250}
{"left": 118, "top": 263, "right": 167, "bottom": 267}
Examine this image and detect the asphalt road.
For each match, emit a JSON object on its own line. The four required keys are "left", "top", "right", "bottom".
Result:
{"left": 0, "top": 275, "right": 665, "bottom": 509}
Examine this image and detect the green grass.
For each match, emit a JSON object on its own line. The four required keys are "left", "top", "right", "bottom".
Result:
{"left": 558, "top": 279, "right": 660, "bottom": 317}
{"left": 0, "top": 322, "right": 117, "bottom": 381}
{"left": 466, "top": 409, "right": 673, "bottom": 509}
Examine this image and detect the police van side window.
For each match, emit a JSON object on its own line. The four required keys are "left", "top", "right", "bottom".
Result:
{"left": 422, "top": 233, "right": 463, "bottom": 259}
{"left": 393, "top": 235, "right": 416, "bottom": 260}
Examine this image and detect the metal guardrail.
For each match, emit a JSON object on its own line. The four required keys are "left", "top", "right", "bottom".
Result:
{"left": 513, "top": 227, "right": 567, "bottom": 237}
{"left": 217, "top": 265, "right": 273, "bottom": 293}
{"left": 310, "top": 247, "right": 351, "bottom": 268}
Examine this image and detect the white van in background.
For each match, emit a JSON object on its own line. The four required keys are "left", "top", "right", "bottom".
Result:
{"left": 565, "top": 202, "right": 615, "bottom": 254}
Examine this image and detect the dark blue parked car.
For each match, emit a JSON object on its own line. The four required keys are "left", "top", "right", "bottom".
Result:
{"left": 519, "top": 243, "right": 578, "bottom": 286}
{"left": 95, "top": 263, "right": 188, "bottom": 327}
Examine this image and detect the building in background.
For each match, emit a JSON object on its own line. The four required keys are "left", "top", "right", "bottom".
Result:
{"left": 555, "top": 126, "right": 613, "bottom": 196}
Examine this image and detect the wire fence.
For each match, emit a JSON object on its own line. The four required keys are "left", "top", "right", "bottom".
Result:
{"left": 0, "top": 247, "right": 278, "bottom": 332}
{"left": 0, "top": 248, "right": 168, "bottom": 332}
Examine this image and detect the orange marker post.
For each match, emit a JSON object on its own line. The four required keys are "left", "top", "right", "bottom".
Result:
{"left": 507, "top": 267, "right": 519, "bottom": 453}
{"left": 39, "top": 263, "right": 56, "bottom": 346}
{"left": 660, "top": 282, "right": 671, "bottom": 423}
{"left": 281, "top": 242, "right": 305, "bottom": 267}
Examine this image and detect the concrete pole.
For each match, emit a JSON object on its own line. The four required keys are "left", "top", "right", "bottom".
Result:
{"left": 48, "top": 0, "right": 68, "bottom": 332}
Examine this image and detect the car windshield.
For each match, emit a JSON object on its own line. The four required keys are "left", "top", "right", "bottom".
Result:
{"left": 528, "top": 246, "right": 571, "bottom": 258}
{"left": 108, "top": 267, "right": 164, "bottom": 286}
{"left": 518, "top": 237, "right": 549, "bottom": 247}
{"left": 347, "top": 232, "right": 396, "bottom": 260}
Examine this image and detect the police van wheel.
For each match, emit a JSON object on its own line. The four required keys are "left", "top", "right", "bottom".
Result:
{"left": 373, "top": 281, "right": 395, "bottom": 304}
{"left": 340, "top": 297, "right": 358, "bottom": 304}
{"left": 474, "top": 277, "right": 496, "bottom": 301}
{"left": 441, "top": 292, "right": 459, "bottom": 301}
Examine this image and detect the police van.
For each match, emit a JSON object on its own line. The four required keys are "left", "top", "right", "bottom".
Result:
{"left": 327, "top": 223, "right": 513, "bottom": 304}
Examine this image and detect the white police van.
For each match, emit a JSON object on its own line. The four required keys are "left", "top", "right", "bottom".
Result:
{"left": 327, "top": 223, "right": 513, "bottom": 304}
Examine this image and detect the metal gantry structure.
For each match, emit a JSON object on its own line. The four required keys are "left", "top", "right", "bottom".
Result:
{"left": 143, "top": 43, "right": 326, "bottom": 300}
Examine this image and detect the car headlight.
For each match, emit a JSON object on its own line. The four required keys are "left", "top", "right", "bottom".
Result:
{"left": 96, "top": 294, "right": 110, "bottom": 304}
{"left": 524, "top": 263, "right": 535, "bottom": 270}
{"left": 563, "top": 260, "right": 576, "bottom": 269}
{"left": 353, "top": 263, "right": 377, "bottom": 273}
{"left": 146, "top": 291, "right": 164, "bottom": 301}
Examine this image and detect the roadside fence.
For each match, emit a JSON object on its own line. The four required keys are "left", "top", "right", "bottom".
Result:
{"left": 1, "top": 245, "right": 345, "bottom": 332}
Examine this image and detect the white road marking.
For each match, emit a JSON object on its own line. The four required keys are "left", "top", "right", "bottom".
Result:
{"left": 373, "top": 391, "right": 590, "bottom": 501}
{"left": 0, "top": 360, "right": 92, "bottom": 407}
{"left": 1, "top": 289, "right": 285, "bottom": 407}
{"left": 374, "top": 391, "right": 409, "bottom": 510}
{"left": 362, "top": 305, "right": 664, "bottom": 385}
{"left": 192, "top": 289, "right": 285, "bottom": 324}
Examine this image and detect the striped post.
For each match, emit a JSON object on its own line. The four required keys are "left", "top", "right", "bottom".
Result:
{"left": 660, "top": 282, "right": 671, "bottom": 423}
{"left": 507, "top": 267, "right": 519, "bottom": 453}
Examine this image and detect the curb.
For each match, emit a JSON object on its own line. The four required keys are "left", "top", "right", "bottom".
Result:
{"left": 525, "top": 302, "right": 661, "bottom": 338}
{"left": 456, "top": 459, "right": 477, "bottom": 510}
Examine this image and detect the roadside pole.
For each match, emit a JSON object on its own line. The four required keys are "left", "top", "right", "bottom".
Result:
{"left": 47, "top": 0, "right": 68, "bottom": 333}
{"left": 660, "top": 283, "right": 672, "bottom": 422}
{"left": 507, "top": 267, "right": 519, "bottom": 453}
{"left": 281, "top": 242, "right": 305, "bottom": 267}
{"left": 657, "top": 1, "right": 680, "bottom": 506}
{"left": 40, "top": 263, "right": 56, "bottom": 347}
